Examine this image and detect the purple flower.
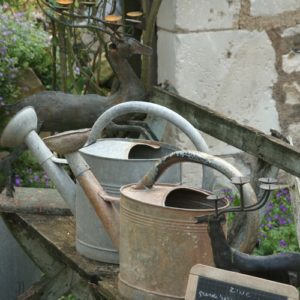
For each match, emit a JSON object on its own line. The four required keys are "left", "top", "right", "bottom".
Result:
{"left": 34, "top": 175, "right": 40, "bottom": 182}
{"left": 14, "top": 175, "right": 21, "bottom": 187}
{"left": 273, "top": 214, "right": 279, "bottom": 220}
{"left": 14, "top": 12, "right": 24, "bottom": 18}
{"left": 279, "top": 240, "right": 287, "bottom": 247}
{"left": 279, "top": 217, "right": 287, "bottom": 225}
{"left": 0, "top": 47, "right": 7, "bottom": 56}
{"left": 283, "top": 189, "right": 289, "bottom": 195}
{"left": 279, "top": 204, "right": 288, "bottom": 212}
{"left": 267, "top": 223, "right": 273, "bottom": 229}
{"left": 3, "top": 30, "right": 12, "bottom": 36}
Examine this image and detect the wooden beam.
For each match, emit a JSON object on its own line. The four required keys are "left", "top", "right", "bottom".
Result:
{"left": 151, "top": 86, "right": 300, "bottom": 178}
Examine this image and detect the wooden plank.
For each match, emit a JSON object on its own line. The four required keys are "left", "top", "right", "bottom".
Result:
{"left": 151, "top": 86, "right": 300, "bottom": 178}
{"left": 185, "top": 264, "right": 299, "bottom": 300}
{"left": 287, "top": 174, "right": 300, "bottom": 247}
{"left": 2, "top": 213, "right": 121, "bottom": 299}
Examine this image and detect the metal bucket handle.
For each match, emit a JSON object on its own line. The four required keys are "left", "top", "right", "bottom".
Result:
{"left": 85, "top": 102, "right": 209, "bottom": 152}
{"left": 135, "top": 150, "right": 259, "bottom": 253}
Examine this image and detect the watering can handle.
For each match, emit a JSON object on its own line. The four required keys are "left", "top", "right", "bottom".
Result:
{"left": 135, "top": 151, "right": 246, "bottom": 189}
{"left": 85, "top": 102, "right": 209, "bottom": 152}
{"left": 135, "top": 150, "right": 259, "bottom": 254}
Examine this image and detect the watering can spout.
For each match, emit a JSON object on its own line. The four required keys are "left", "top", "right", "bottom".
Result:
{"left": 0, "top": 106, "right": 77, "bottom": 214}
{"left": 1, "top": 106, "right": 120, "bottom": 249}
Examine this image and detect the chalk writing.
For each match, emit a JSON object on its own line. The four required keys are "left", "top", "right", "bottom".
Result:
{"left": 195, "top": 277, "right": 287, "bottom": 300}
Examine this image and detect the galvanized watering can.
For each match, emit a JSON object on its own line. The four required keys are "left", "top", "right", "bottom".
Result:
{"left": 0, "top": 102, "right": 211, "bottom": 264}
{"left": 118, "top": 150, "right": 257, "bottom": 300}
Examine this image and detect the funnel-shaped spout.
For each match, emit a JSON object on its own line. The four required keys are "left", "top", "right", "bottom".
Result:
{"left": 1, "top": 107, "right": 76, "bottom": 213}
{"left": 1, "top": 107, "right": 120, "bottom": 249}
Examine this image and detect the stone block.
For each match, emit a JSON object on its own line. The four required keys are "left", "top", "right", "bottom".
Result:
{"left": 283, "top": 82, "right": 300, "bottom": 105}
{"left": 250, "top": 0, "right": 300, "bottom": 17}
{"left": 288, "top": 123, "right": 300, "bottom": 146}
{"left": 157, "top": 0, "right": 240, "bottom": 31}
{"left": 282, "top": 51, "right": 300, "bottom": 73}
{"left": 157, "top": 30, "right": 280, "bottom": 155}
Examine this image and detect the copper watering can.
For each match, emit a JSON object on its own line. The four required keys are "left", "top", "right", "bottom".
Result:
{"left": 118, "top": 150, "right": 258, "bottom": 300}
{"left": 0, "top": 102, "right": 212, "bottom": 264}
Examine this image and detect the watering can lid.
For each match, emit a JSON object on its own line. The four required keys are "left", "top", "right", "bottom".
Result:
{"left": 79, "top": 139, "right": 161, "bottom": 159}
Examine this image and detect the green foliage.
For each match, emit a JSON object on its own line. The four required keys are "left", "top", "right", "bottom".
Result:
{"left": 13, "top": 151, "right": 54, "bottom": 189}
{"left": 0, "top": 2, "right": 52, "bottom": 130}
{"left": 0, "top": 4, "right": 52, "bottom": 94}
{"left": 222, "top": 187, "right": 299, "bottom": 255}
{"left": 253, "top": 188, "right": 300, "bottom": 255}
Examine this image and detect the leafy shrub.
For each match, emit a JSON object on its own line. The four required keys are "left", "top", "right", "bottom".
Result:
{"left": 0, "top": 3, "right": 53, "bottom": 189}
{"left": 254, "top": 188, "right": 300, "bottom": 255}
{"left": 0, "top": 3, "right": 52, "bottom": 108}
{"left": 13, "top": 151, "right": 54, "bottom": 189}
{"left": 222, "top": 186, "right": 299, "bottom": 255}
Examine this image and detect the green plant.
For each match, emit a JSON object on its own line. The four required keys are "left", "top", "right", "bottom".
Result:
{"left": 254, "top": 188, "right": 300, "bottom": 255}
{"left": 0, "top": 2, "right": 52, "bottom": 124}
{"left": 13, "top": 151, "right": 54, "bottom": 188}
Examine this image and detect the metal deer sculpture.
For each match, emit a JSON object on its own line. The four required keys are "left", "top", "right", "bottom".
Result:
{"left": 3, "top": 37, "right": 152, "bottom": 132}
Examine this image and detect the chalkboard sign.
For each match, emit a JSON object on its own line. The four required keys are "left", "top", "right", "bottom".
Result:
{"left": 196, "top": 277, "right": 286, "bottom": 299}
{"left": 185, "top": 264, "right": 299, "bottom": 300}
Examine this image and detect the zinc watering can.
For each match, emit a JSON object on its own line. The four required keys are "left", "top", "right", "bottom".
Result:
{"left": 1, "top": 102, "right": 258, "bottom": 269}
{"left": 118, "top": 150, "right": 258, "bottom": 300}
{"left": 1, "top": 101, "right": 211, "bottom": 264}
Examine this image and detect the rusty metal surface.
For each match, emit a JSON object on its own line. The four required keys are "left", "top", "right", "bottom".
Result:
{"left": 135, "top": 150, "right": 259, "bottom": 254}
{"left": 0, "top": 188, "right": 71, "bottom": 215}
{"left": 119, "top": 188, "right": 229, "bottom": 300}
{"left": 43, "top": 128, "right": 91, "bottom": 155}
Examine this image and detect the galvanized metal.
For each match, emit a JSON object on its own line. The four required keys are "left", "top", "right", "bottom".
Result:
{"left": 85, "top": 101, "right": 217, "bottom": 192}
{"left": 2, "top": 103, "right": 208, "bottom": 264}
{"left": 72, "top": 101, "right": 211, "bottom": 263}
{"left": 118, "top": 151, "right": 258, "bottom": 300}
{"left": 86, "top": 101, "right": 209, "bottom": 152}
{"left": 1, "top": 107, "right": 76, "bottom": 213}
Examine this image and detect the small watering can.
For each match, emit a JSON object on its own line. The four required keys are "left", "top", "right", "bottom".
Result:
{"left": 0, "top": 102, "right": 211, "bottom": 264}
{"left": 118, "top": 150, "right": 258, "bottom": 300}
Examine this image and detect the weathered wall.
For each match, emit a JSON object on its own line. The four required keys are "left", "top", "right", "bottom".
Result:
{"left": 157, "top": 0, "right": 300, "bottom": 176}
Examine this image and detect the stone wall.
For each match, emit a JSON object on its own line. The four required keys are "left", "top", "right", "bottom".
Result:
{"left": 157, "top": 0, "right": 300, "bottom": 177}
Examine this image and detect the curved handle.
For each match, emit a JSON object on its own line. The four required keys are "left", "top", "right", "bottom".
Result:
{"left": 85, "top": 102, "right": 209, "bottom": 152}
{"left": 136, "top": 151, "right": 247, "bottom": 189}
{"left": 135, "top": 150, "right": 259, "bottom": 253}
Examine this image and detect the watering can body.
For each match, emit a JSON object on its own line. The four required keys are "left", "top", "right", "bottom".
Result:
{"left": 117, "top": 150, "right": 260, "bottom": 300}
{"left": 76, "top": 139, "right": 181, "bottom": 263}
{"left": 119, "top": 184, "right": 229, "bottom": 299}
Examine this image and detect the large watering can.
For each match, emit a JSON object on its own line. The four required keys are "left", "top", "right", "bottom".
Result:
{"left": 118, "top": 150, "right": 258, "bottom": 300}
{"left": 1, "top": 102, "right": 211, "bottom": 264}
